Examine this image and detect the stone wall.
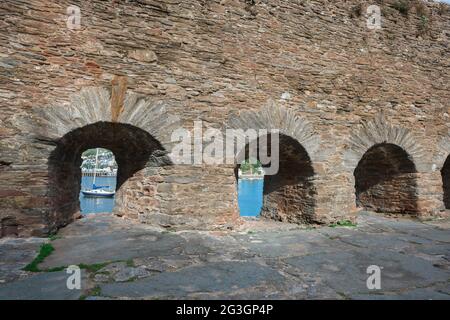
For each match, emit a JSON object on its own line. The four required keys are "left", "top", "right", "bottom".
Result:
{"left": 0, "top": 0, "right": 449, "bottom": 236}
{"left": 116, "top": 165, "right": 238, "bottom": 230}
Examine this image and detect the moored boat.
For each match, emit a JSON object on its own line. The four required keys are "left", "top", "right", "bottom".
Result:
{"left": 81, "top": 188, "right": 115, "bottom": 197}
{"left": 81, "top": 148, "right": 116, "bottom": 198}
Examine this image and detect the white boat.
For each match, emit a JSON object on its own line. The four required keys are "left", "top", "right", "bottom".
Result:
{"left": 81, "top": 188, "right": 115, "bottom": 197}
{"left": 81, "top": 148, "right": 116, "bottom": 198}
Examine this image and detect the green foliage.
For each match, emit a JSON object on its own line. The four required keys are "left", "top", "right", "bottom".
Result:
{"left": 417, "top": 15, "right": 429, "bottom": 35}
{"left": 78, "top": 262, "right": 110, "bottom": 273}
{"left": 240, "top": 159, "right": 263, "bottom": 174}
{"left": 23, "top": 243, "right": 55, "bottom": 272}
{"left": 126, "top": 259, "right": 135, "bottom": 267}
{"left": 392, "top": 0, "right": 411, "bottom": 16}
{"left": 79, "top": 286, "right": 102, "bottom": 300}
{"left": 90, "top": 286, "right": 102, "bottom": 296}
{"left": 82, "top": 148, "right": 110, "bottom": 157}
{"left": 81, "top": 148, "right": 117, "bottom": 169}
{"left": 48, "top": 233, "right": 60, "bottom": 241}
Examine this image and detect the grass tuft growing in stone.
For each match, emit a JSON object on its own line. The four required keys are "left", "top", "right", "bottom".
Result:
{"left": 392, "top": 0, "right": 410, "bottom": 16}
{"left": 417, "top": 15, "right": 430, "bottom": 36}
{"left": 126, "top": 259, "right": 135, "bottom": 268}
{"left": 25, "top": 256, "right": 137, "bottom": 275}
{"left": 91, "top": 286, "right": 102, "bottom": 296}
{"left": 48, "top": 234, "right": 61, "bottom": 241}
{"left": 23, "top": 243, "right": 55, "bottom": 272}
{"left": 329, "top": 220, "right": 357, "bottom": 228}
{"left": 78, "top": 262, "right": 110, "bottom": 273}
{"left": 79, "top": 286, "right": 102, "bottom": 300}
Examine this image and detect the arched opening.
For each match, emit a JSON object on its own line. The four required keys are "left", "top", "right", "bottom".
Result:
{"left": 48, "top": 122, "right": 169, "bottom": 230}
{"left": 354, "top": 143, "right": 418, "bottom": 214}
{"left": 235, "top": 134, "right": 316, "bottom": 224}
{"left": 79, "top": 148, "right": 118, "bottom": 215}
{"left": 442, "top": 155, "right": 450, "bottom": 210}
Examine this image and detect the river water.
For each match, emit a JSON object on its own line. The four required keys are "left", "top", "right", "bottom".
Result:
{"left": 237, "top": 179, "right": 264, "bottom": 217}
{"left": 80, "top": 176, "right": 264, "bottom": 217}
{"left": 79, "top": 176, "right": 116, "bottom": 215}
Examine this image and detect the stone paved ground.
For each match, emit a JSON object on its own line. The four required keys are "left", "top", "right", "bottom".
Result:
{"left": 0, "top": 212, "right": 449, "bottom": 300}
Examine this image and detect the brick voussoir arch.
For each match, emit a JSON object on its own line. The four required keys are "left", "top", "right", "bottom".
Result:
{"left": 434, "top": 132, "right": 450, "bottom": 171}
{"left": 344, "top": 113, "right": 429, "bottom": 172}
{"left": 226, "top": 100, "right": 321, "bottom": 162}
{"left": 22, "top": 86, "right": 181, "bottom": 155}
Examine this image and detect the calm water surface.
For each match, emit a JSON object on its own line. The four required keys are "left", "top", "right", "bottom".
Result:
{"left": 237, "top": 179, "right": 264, "bottom": 217}
{"left": 80, "top": 176, "right": 116, "bottom": 215}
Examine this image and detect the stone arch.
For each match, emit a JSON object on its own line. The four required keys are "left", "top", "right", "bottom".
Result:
{"left": 228, "top": 101, "right": 320, "bottom": 224}
{"left": 440, "top": 139, "right": 450, "bottom": 209}
{"left": 227, "top": 100, "right": 321, "bottom": 161}
{"left": 48, "top": 122, "right": 170, "bottom": 229}
{"left": 354, "top": 143, "right": 418, "bottom": 214}
{"left": 344, "top": 113, "right": 428, "bottom": 172}
{"left": 434, "top": 134, "right": 450, "bottom": 171}
{"left": 434, "top": 134, "right": 450, "bottom": 210}
{"left": 346, "top": 114, "right": 425, "bottom": 215}
{"left": 27, "top": 87, "right": 180, "bottom": 151}
{"left": 19, "top": 86, "right": 181, "bottom": 232}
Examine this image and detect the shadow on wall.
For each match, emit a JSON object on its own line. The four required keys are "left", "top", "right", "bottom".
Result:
{"left": 442, "top": 155, "right": 450, "bottom": 209}
{"left": 235, "top": 133, "right": 316, "bottom": 224}
{"left": 47, "top": 122, "right": 169, "bottom": 231}
{"left": 1, "top": 217, "right": 18, "bottom": 238}
{"left": 354, "top": 143, "right": 418, "bottom": 214}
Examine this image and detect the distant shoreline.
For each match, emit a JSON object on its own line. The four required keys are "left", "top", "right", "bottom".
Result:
{"left": 239, "top": 175, "right": 264, "bottom": 180}
{"left": 82, "top": 172, "right": 117, "bottom": 177}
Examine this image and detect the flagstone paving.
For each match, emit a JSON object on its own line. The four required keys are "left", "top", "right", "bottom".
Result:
{"left": 0, "top": 212, "right": 448, "bottom": 300}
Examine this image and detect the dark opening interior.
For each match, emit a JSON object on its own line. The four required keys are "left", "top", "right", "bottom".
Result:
{"left": 1, "top": 217, "right": 18, "bottom": 238}
{"left": 442, "top": 155, "right": 450, "bottom": 210}
{"left": 354, "top": 143, "right": 418, "bottom": 214}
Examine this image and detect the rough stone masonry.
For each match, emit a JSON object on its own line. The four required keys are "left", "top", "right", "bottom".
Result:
{"left": 0, "top": 0, "right": 449, "bottom": 237}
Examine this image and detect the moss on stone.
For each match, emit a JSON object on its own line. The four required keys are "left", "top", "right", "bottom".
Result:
{"left": 78, "top": 262, "right": 110, "bottom": 273}
{"left": 23, "top": 243, "right": 55, "bottom": 272}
